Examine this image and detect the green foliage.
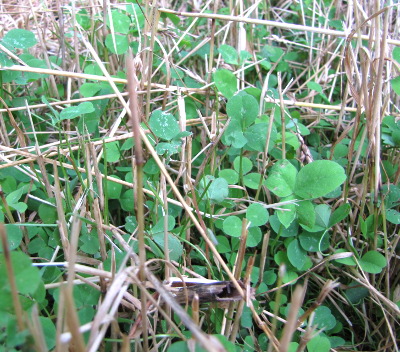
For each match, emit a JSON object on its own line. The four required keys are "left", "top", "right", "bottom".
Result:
{"left": 152, "top": 231, "right": 183, "bottom": 262}
{"left": 307, "top": 335, "right": 331, "bottom": 352}
{"left": 106, "top": 10, "right": 131, "bottom": 34}
{"left": 105, "top": 34, "right": 129, "bottom": 55}
{"left": 76, "top": 9, "right": 91, "bottom": 29}
{"left": 393, "top": 47, "right": 400, "bottom": 63}
{"left": 167, "top": 335, "right": 235, "bottom": 352}
{"left": 206, "top": 177, "right": 229, "bottom": 203}
{"left": 233, "top": 156, "right": 252, "bottom": 174}
{"left": 243, "top": 173, "right": 264, "bottom": 189}
{"left": 246, "top": 203, "right": 269, "bottom": 226}
{"left": 386, "top": 209, "right": 400, "bottom": 224}
{"left": 313, "top": 306, "right": 336, "bottom": 330}
{"left": 0, "top": 2, "right": 398, "bottom": 350}
{"left": 287, "top": 238, "right": 307, "bottom": 269}
{"left": 223, "top": 216, "right": 243, "bottom": 237}
{"left": 359, "top": 250, "right": 387, "bottom": 274}
{"left": 105, "top": 175, "right": 122, "bottom": 198}
{"left": 149, "top": 110, "right": 180, "bottom": 140}
{"left": 80, "top": 83, "right": 102, "bottom": 97}
{"left": 60, "top": 102, "right": 95, "bottom": 121}
{"left": 2, "top": 29, "right": 37, "bottom": 49}
{"left": 265, "top": 159, "right": 297, "bottom": 197}
{"left": 39, "top": 317, "right": 56, "bottom": 350}
{"left": 0, "top": 252, "right": 43, "bottom": 312}
{"left": 218, "top": 44, "right": 239, "bottom": 65}
{"left": 147, "top": 215, "right": 183, "bottom": 261}
{"left": 240, "top": 305, "right": 253, "bottom": 328}
{"left": 247, "top": 226, "right": 262, "bottom": 247}
{"left": 38, "top": 199, "right": 58, "bottom": 223}
{"left": 120, "top": 189, "right": 134, "bottom": 211}
{"left": 213, "top": 69, "right": 237, "bottom": 98}
{"left": 277, "top": 196, "right": 297, "bottom": 228}
{"left": 226, "top": 93, "right": 259, "bottom": 127}
{"left": 294, "top": 160, "right": 346, "bottom": 199}
{"left": 262, "top": 44, "right": 284, "bottom": 62}
{"left": 299, "top": 231, "right": 329, "bottom": 252}
{"left": 219, "top": 169, "right": 239, "bottom": 184}
{"left": 382, "top": 116, "right": 400, "bottom": 148}
{"left": 0, "top": 225, "right": 23, "bottom": 252}
{"left": 296, "top": 200, "right": 315, "bottom": 228}
{"left": 391, "top": 75, "right": 400, "bottom": 95}
{"left": 104, "top": 141, "right": 121, "bottom": 163}
{"left": 4, "top": 185, "right": 30, "bottom": 212}
{"left": 329, "top": 204, "right": 351, "bottom": 227}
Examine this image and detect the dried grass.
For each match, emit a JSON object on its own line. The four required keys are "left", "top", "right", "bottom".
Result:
{"left": 0, "top": 0, "right": 399, "bottom": 351}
